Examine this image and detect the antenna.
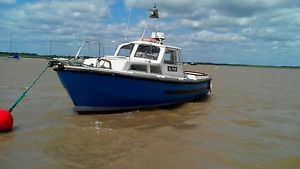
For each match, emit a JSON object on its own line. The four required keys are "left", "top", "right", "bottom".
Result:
{"left": 75, "top": 40, "right": 86, "bottom": 59}
{"left": 88, "top": 40, "right": 91, "bottom": 57}
{"left": 49, "top": 40, "right": 53, "bottom": 57}
{"left": 141, "top": 4, "right": 159, "bottom": 39}
{"left": 124, "top": 7, "right": 132, "bottom": 41}
{"left": 98, "top": 41, "right": 101, "bottom": 58}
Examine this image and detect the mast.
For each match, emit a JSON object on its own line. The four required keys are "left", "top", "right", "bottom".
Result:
{"left": 9, "top": 33, "right": 12, "bottom": 53}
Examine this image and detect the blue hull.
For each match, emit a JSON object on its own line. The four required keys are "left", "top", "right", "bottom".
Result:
{"left": 55, "top": 68, "right": 211, "bottom": 112}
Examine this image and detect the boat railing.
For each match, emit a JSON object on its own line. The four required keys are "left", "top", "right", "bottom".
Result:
{"left": 68, "top": 58, "right": 84, "bottom": 66}
{"left": 75, "top": 39, "right": 102, "bottom": 59}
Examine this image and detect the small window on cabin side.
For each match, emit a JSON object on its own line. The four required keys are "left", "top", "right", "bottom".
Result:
{"left": 134, "top": 45, "right": 160, "bottom": 60}
{"left": 150, "top": 65, "right": 162, "bottom": 74}
{"left": 129, "top": 64, "right": 148, "bottom": 72}
{"left": 117, "top": 44, "right": 134, "bottom": 57}
{"left": 177, "top": 50, "right": 182, "bottom": 63}
{"left": 164, "top": 49, "right": 177, "bottom": 64}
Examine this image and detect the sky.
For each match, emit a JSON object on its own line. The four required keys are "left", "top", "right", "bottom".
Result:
{"left": 0, "top": 0, "right": 300, "bottom": 66}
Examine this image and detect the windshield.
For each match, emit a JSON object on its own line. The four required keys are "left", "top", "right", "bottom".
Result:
{"left": 117, "top": 44, "right": 134, "bottom": 57}
{"left": 134, "top": 45, "right": 160, "bottom": 60}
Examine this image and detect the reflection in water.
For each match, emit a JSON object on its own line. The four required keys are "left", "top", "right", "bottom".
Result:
{"left": 44, "top": 101, "right": 211, "bottom": 169}
{"left": 0, "top": 58, "right": 300, "bottom": 169}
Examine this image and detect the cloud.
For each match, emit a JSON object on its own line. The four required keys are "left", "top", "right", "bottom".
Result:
{"left": 0, "top": 0, "right": 15, "bottom": 4}
{"left": 0, "top": 0, "right": 299, "bottom": 65}
{"left": 124, "top": 0, "right": 300, "bottom": 29}
{"left": 2, "top": 0, "right": 112, "bottom": 41}
{"left": 190, "top": 30, "right": 247, "bottom": 42}
{"left": 125, "top": 0, "right": 300, "bottom": 17}
{"left": 125, "top": 0, "right": 300, "bottom": 45}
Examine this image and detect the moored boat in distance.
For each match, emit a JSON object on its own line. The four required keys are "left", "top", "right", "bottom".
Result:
{"left": 9, "top": 53, "right": 21, "bottom": 59}
{"left": 50, "top": 5, "right": 212, "bottom": 112}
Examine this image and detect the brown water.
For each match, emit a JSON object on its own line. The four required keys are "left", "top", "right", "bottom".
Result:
{"left": 0, "top": 58, "right": 299, "bottom": 169}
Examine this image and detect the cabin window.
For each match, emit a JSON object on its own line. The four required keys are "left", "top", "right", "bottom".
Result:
{"left": 129, "top": 64, "right": 148, "bottom": 72}
{"left": 177, "top": 50, "right": 182, "bottom": 63}
{"left": 164, "top": 49, "right": 177, "bottom": 64}
{"left": 134, "top": 45, "right": 160, "bottom": 60}
{"left": 150, "top": 65, "right": 162, "bottom": 74}
{"left": 117, "top": 44, "right": 134, "bottom": 57}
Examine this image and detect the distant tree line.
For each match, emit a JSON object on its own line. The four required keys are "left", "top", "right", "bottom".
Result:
{"left": 0, "top": 51, "right": 103, "bottom": 59}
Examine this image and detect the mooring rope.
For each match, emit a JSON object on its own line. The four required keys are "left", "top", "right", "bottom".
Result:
{"left": 8, "top": 63, "right": 50, "bottom": 113}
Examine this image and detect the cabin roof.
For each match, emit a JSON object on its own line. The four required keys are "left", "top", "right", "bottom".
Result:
{"left": 129, "top": 40, "right": 181, "bottom": 50}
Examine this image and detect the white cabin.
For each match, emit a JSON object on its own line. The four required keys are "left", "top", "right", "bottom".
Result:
{"left": 83, "top": 33, "right": 185, "bottom": 78}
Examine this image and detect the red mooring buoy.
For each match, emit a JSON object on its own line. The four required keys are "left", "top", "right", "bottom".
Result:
{"left": 0, "top": 108, "right": 13, "bottom": 131}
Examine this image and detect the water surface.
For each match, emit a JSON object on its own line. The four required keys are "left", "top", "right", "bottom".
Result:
{"left": 0, "top": 58, "right": 299, "bottom": 169}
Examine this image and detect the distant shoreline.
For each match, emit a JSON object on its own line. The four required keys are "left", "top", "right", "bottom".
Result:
{"left": 1, "top": 52, "right": 299, "bottom": 69}
{"left": 184, "top": 62, "right": 300, "bottom": 69}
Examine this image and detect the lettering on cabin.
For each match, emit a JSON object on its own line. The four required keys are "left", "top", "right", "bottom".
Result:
{"left": 168, "top": 66, "right": 177, "bottom": 72}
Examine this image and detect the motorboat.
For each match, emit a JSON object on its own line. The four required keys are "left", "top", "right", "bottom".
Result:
{"left": 51, "top": 5, "right": 212, "bottom": 112}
